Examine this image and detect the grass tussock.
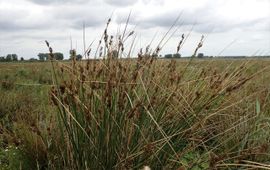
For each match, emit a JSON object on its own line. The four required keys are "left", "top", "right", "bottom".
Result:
{"left": 45, "top": 18, "right": 270, "bottom": 169}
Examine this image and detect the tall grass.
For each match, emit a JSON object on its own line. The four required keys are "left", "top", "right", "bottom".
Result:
{"left": 40, "top": 18, "right": 270, "bottom": 169}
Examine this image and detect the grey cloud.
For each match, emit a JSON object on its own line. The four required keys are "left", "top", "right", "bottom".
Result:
{"left": 0, "top": 7, "right": 63, "bottom": 31}
{"left": 194, "top": 16, "right": 270, "bottom": 33}
{"left": 244, "top": 17, "right": 270, "bottom": 32}
{"left": 27, "top": 0, "right": 88, "bottom": 5}
{"left": 115, "top": 10, "right": 141, "bottom": 25}
{"left": 50, "top": 4, "right": 112, "bottom": 29}
{"left": 71, "top": 18, "right": 106, "bottom": 29}
{"left": 1, "top": 1, "right": 112, "bottom": 32}
{"left": 0, "top": 21, "right": 45, "bottom": 31}
{"left": 142, "top": 0, "right": 164, "bottom": 5}
{"left": 143, "top": 12, "right": 196, "bottom": 28}
{"left": 103, "top": 0, "right": 138, "bottom": 6}
{"left": 1, "top": 31, "right": 68, "bottom": 41}
{"left": 113, "top": 0, "right": 247, "bottom": 33}
{"left": 0, "top": 21, "right": 19, "bottom": 31}
{"left": 116, "top": 4, "right": 269, "bottom": 35}
{"left": 115, "top": 10, "right": 198, "bottom": 30}
{"left": 0, "top": 0, "right": 269, "bottom": 58}
{"left": 0, "top": 10, "right": 33, "bottom": 31}
{"left": 0, "top": 16, "right": 62, "bottom": 32}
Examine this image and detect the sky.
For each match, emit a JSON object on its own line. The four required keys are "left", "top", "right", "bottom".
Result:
{"left": 0, "top": 0, "right": 269, "bottom": 59}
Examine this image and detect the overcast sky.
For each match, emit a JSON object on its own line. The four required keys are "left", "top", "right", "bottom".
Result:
{"left": 0, "top": 0, "right": 269, "bottom": 59}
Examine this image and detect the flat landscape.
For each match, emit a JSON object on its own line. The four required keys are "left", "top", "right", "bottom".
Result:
{"left": 1, "top": 0, "right": 269, "bottom": 169}
{"left": 0, "top": 58, "right": 270, "bottom": 169}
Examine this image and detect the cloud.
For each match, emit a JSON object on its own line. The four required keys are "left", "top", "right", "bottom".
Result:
{"left": 26, "top": 0, "right": 88, "bottom": 5}
{"left": 0, "top": 0, "right": 269, "bottom": 58}
{"left": 0, "top": 21, "right": 18, "bottom": 31}
{"left": 48, "top": 4, "right": 112, "bottom": 29}
{"left": 140, "top": 12, "right": 196, "bottom": 28}
{"left": 0, "top": 1, "right": 112, "bottom": 32}
{"left": 0, "top": 10, "right": 62, "bottom": 32}
{"left": 113, "top": 2, "right": 269, "bottom": 34}
{"left": 0, "top": 8, "right": 34, "bottom": 31}
{"left": 114, "top": 9, "right": 208, "bottom": 32}
{"left": 103, "top": 0, "right": 138, "bottom": 6}
{"left": 142, "top": 0, "right": 164, "bottom": 5}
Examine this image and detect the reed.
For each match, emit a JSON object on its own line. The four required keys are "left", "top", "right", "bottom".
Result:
{"left": 43, "top": 18, "right": 270, "bottom": 169}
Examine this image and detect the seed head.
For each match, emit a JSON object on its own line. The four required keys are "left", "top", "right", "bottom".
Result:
{"left": 45, "top": 40, "right": 50, "bottom": 47}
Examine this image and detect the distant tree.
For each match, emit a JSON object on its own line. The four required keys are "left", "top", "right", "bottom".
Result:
{"left": 29, "top": 58, "right": 38, "bottom": 61}
{"left": 6, "top": 54, "right": 12, "bottom": 62}
{"left": 20, "top": 57, "right": 24, "bottom": 61}
{"left": 197, "top": 53, "right": 204, "bottom": 58}
{"left": 76, "top": 54, "right": 83, "bottom": 61}
{"left": 173, "top": 53, "right": 181, "bottom": 58}
{"left": 54, "top": 52, "right": 64, "bottom": 60}
{"left": 0, "top": 54, "right": 19, "bottom": 62}
{"left": 11, "top": 54, "right": 18, "bottom": 61}
{"left": 0, "top": 56, "right": 5, "bottom": 62}
{"left": 164, "top": 54, "right": 173, "bottom": 58}
{"left": 44, "top": 54, "right": 49, "bottom": 60}
{"left": 38, "top": 52, "right": 63, "bottom": 60}
{"left": 38, "top": 53, "right": 47, "bottom": 61}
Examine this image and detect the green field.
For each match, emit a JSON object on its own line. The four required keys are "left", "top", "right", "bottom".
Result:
{"left": 0, "top": 58, "right": 270, "bottom": 169}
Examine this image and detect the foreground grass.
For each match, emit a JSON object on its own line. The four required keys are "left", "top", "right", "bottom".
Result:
{"left": 0, "top": 62, "right": 54, "bottom": 169}
{"left": 0, "top": 58, "right": 270, "bottom": 169}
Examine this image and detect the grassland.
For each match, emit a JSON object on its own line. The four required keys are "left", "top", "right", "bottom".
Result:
{"left": 0, "top": 57, "right": 270, "bottom": 169}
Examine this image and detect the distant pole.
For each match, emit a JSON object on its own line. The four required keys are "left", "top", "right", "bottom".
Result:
{"left": 83, "top": 21, "right": 86, "bottom": 56}
{"left": 70, "top": 35, "right": 73, "bottom": 50}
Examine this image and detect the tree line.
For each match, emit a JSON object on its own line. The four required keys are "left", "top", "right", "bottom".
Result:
{"left": 163, "top": 53, "right": 204, "bottom": 58}
{"left": 0, "top": 54, "right": 23, "bottom": 62}
{"left": 38, "top": 52, "right": 64, "bottom": 61}
{"left": 0, "top": 50, "right": 83, "bottom": 62}
{"left": 164, "top": 53, "right": 181, "bottom": 58}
